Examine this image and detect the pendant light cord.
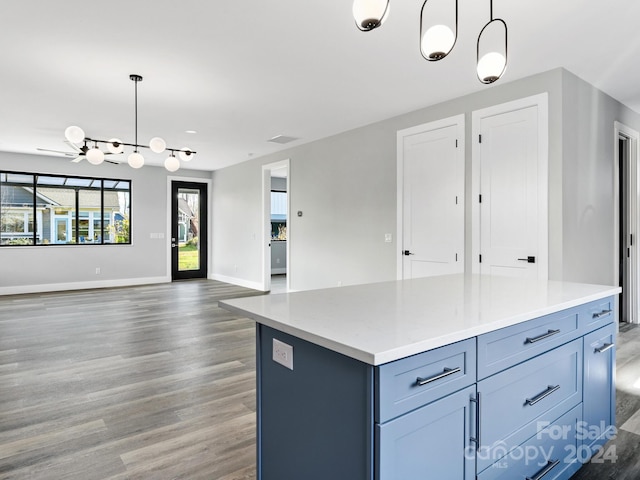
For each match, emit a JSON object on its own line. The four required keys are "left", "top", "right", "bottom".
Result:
{"left": 134, "top": 77, "right": 138, "bottom": 152}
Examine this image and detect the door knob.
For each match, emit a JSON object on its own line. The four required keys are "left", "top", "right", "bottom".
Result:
{"left": 403, "top": 250, "right": 415, "bottom": 256}
{"left": 517, "top": 256, "right": 536, "bottom": 263}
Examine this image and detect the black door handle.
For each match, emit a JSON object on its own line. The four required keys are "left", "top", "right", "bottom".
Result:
{"left": 517, "top": 256, "right": 536, "bottom": 263}
{"left": 403, "top": 250, "right": 415, "bottom": 256}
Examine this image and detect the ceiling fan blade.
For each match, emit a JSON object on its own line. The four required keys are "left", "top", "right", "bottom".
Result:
{"left": 64, "top": 139, "right": 84, "bottom": 153}
{"left": 37, "top": 148, "right": 76, "bottom": 157}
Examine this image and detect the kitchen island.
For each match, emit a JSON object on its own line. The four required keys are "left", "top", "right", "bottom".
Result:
{"left": 220, "top": 274, "right": 621, "bottom": 480}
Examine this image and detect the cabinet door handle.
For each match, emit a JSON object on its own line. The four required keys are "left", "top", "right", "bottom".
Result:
{"left": 593, "top": 309, "right": 612, "bottom": 319}
{"left": 525, "top": 329, "right": 560, "bottom": 344}
{"left": 595, "top": 342, "right": 615, "bottom": 354}
{"left": 525, "top": 459, "right": 560, "bottom": 480}
{"left": 525, "top": 384, "right": 560, "bottom": 406}
{"left": 470, "top": 392, "right": 481, "bottom": 451}
{"left": 416, "top": 366, "right": 461, "bottom": 386}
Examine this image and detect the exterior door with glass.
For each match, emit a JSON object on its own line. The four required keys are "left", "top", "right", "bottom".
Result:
{"left": 171, "top": 181, "right": 208, "bottom": 280}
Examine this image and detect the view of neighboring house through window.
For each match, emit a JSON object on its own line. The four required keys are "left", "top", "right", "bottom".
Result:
{"left": 0, "top": 171, "right": 130, "bottom": 246}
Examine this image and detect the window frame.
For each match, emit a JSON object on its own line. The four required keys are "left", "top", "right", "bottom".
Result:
{"left": 0, "top": 170, "right": 132, "bottom": 247}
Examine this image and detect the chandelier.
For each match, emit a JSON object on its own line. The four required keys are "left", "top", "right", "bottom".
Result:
{"left": 64, "top": 74, "right": 196, "bottom": 172}
{"left": 352, "top": 0, "right": 508, "bottom": 84}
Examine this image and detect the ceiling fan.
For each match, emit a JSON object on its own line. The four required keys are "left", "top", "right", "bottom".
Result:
{"left": 37, "top": 140, "right": 120, "bottom": 164}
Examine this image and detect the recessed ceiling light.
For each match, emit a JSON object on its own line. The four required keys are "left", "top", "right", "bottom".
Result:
{"left": 185, "top": 130, "right": 197, "bottom": 134}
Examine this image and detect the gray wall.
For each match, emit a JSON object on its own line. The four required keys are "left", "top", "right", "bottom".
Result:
{"left": 211, "top": 67, "right": 640, "bottom": 292}
{"left": 561, "top": 70, "right": 640, "bottom": 285}
{"left": 0, "top": 152, "right": 210, "bottom": 294}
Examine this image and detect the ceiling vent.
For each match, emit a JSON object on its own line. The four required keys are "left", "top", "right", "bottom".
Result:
{"left": 268, "top": 135, "right": 298, "bottom": 145}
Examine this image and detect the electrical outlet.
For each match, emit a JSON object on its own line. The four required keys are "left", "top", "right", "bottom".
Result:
{"left": 95, "top": 267, "right": 101, "bottom": 275}
{"left": 385, "top": 233, "right": 392, "bottom": 243}
{"left": 273, "top": 338, "right": 293, "bottom": 370}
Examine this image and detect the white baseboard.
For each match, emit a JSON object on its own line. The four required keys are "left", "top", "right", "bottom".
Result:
{"left": 0, "top": 276, "right": 170, "bottom": 296}
{"left": 210, "top": 273, "right": 265, "bottom": 291}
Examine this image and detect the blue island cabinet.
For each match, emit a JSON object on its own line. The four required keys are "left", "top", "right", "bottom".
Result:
{"left": 255, "top": 296, "right": 617, "bottom": 480}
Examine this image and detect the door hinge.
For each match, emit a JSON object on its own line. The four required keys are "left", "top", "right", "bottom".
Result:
{"left": 479, "top": 254, "right": 482, "bottom": 263}
{"left": 479, "top": 134, "right": 482, "bottom": 143}
{"left": 455, "top": 253, "right": 458, "bottom": 262}
{"left": 456, "top": 139, "right": 458, "bottom": 148}
{"left": 631, "top": 234, "right": 634, "bottom": 246}
{"left": 479, "top": 194, "right": 482, "bottom": 203}
{"left": 455, "top": 195, "right": 458, "bottom": 205}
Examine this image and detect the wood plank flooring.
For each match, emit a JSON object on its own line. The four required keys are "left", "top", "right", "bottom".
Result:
{"left": 2, "top": 281, "right": 640, "bottom": 479}
{"left": 0, "top": 280, "right": 264, "bottom": 480}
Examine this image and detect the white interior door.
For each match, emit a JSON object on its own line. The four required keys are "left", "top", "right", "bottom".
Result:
{"left": 476, "top": 100, "right": 546, "bottom": 279}
{"left": 400, "top": 117, "right": 464, "bottom": 279}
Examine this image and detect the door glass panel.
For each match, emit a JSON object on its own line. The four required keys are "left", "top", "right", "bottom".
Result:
{"left": 177, "top": 188, "right": 200, "bottom": 271}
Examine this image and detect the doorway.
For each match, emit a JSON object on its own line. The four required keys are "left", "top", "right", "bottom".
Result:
{"left": 262, "top": 160, "right": 290, "bottom": 292}
{"left": 615, "top": 121, "right": 639, "bottom": 324}
{"left": 171, "top": 181, "right": 208, "bottom": 280}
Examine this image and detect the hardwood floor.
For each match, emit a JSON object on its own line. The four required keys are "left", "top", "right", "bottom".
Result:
{"left": 2, "top": 281, "right": 640, "bottom": 479}
{"left": 0, "top": 280, "right": 264, "bottom": 480}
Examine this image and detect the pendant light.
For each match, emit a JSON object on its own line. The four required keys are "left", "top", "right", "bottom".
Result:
{"left": 86, "top": 142, "right": 105, "bottom": 165}
{"left": 64, "top": 74, "right": 195, "bottom": 171}
{"left": 352, "top": 0, "right": 390, "bottom": 32}
{"left": 420, "top": 0, "right": 458, "bottom": 61}
{"left": 476, "top": 0, "right": 507, "bottom": 84}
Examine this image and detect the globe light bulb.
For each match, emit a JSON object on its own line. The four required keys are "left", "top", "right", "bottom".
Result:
{"left": 352, "top": 0, "right": 389, "bottom": 31}
{"left": 128, "top": 151, "right": 144, "bottom": 169}
{"left": 421, "top": 24, "right": 455, "bottom": 60}
{"left": 178, "top": 148, "right": 193, "bottom": 162}
{"left": 86, "top": 147, "right": 105, "bottom": 165}
{"left": 107, "top": 138, "right": 124, "bottom": 154}
{"left": 477, "top": 51, "right": 506, "bottom": 84}
{"left": 149, "top": 137, "right": 167, "bottom": 154}
{"left": 64, "top": 126, "right": 85, "bottom": 144}
{"left": 164, "top": 155, "right": 180, "bottom": 172}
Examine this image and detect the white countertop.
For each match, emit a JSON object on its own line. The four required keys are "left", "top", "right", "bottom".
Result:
{"left": 219, "top": 274, "right": 621, "bottom": 366}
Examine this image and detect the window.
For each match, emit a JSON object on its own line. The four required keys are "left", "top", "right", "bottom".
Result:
{"left": 0, "top": 171, "right": 131, "bottom": 246}
{"left": 270, "top": 190, "right": 287, "bottom": 240}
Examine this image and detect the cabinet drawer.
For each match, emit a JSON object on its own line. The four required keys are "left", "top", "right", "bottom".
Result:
{"left": 477, "top": 307, "right": 581, "bottom": 379}
{"left": 376, "top": 338, "right": 476, "bottom": 423}
{"left": 477, "top": 338, "right": 582, "bottom": 471}
{"left": 478, "top": 404, "right": 582, "bottom": 480}
{"left": 581, "top": 296, "right": 616, "bottom": 333}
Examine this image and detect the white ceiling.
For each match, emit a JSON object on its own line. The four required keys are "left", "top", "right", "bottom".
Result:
{"left": 1, "top": 0, "right": 640, "bottom": 171}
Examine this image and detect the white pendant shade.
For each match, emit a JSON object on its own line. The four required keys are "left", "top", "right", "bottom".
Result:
{"left": 164, "top": 155, "right": 180, "bottom": 172}
{"left": 107, "top": 138, "right": 124, "bottom": 154}
{"left": 86, "top": 147, "right": 105, "bottom": 165}
{"left": 353, "top": 0, "right": 389, "bottom": 31}
{"left": 421, "top": 24, "right": 455, "bottom": 60}
{"left": 64, "top": 126, "right": 85, "bottom": 144}
{"left": 178, "top": 148, "right": 193, "bottom": 162}
{"left": 477, "top": 51, "right": 506, "bottom": 83}
{"left": 149, "top": 137, "right": 167, "bottom": 154}
{"left": 127, "top": 152, "right": 145, "bottom": 169}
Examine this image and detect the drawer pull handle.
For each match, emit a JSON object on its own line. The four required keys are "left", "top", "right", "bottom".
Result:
{"left": 593, "top": 309, "right": 612, "bottom": 319}
{"left": 525, "top": 329, "right": 560, "bottom": 344}
{"left": 525, "top": 384, "right": 560, "bottom": 406}
{"left": 525, "top": 459, "right": 560, "bottom": 480}
{"left": 595, "top": 342, "right": 615, "bottom": 354}
{"left": 416, "top": 367, "right": 461, "bottom": 386}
